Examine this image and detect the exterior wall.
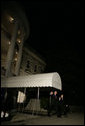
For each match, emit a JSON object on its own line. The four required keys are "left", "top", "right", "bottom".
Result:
{"left": 20, "top": 47, "right": 46, "bottom": 75}
{"left": 1, "top": 1, "right": 30, "bottom": 111}
{"left": 1, "top": 1, "right": 29, "bottom": 78}
{"left": 1, "top": 1, "right": 46, "bottom": 112}
{"left": 1, "top": 30, "right": 10, "bottom": 68}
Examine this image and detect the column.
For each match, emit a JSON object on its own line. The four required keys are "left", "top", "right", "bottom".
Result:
{"left": 36, "top": 87, "right": 40, "bottom": 114}
{"left": 15, "top": 29, "right": 25, "bottom": 75}
{"left": 37, "top": 87, "right": 40, "bottom": 99}
{"left": 5, "top": 21, "right": 18, "bottom": 77}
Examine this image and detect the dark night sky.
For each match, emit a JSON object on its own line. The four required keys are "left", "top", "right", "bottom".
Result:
{"left": 17, "top": 0, "right": 84, "bottom": 104}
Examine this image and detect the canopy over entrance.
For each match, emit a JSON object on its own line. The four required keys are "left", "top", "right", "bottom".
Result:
{"left": 1, "top": 72, "right": 62, "bottom": 90}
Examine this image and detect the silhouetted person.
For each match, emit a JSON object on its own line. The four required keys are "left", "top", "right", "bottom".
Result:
{"left": 48, "top": 91, "right": 53, "bottom": 116}
{"left": 60, "top": 94, "right": 64, "bottom": 115}
{"left": 57, "top": 94, "right": 64, "bottom": 117}
{"left": 53, "top": 91, "right": 58, "bottom": 115}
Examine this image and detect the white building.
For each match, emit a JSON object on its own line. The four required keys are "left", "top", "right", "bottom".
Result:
{"left": 1, "top": 1, "right": 62, "bottom": 113}
{"left": 20, "top": 46, "right": 46, "bottom": 75}
{"left": 1, "top": 1, "right": 47, "bottom": 112}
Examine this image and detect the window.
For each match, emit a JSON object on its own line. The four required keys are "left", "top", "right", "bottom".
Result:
{"left": 34, "top": 65, "right": 37, "bottom": 72}
{"left": 25, "top": 60, "right": 30, "bottom": 72}
{"left": 26, "top": 60, "right": 30, "bottom": 68}
{"left": 1, "top": 66, "right": 6, "bottom": 76}
{"left": 15, "top": 43, "right": 19, "bottom": 52}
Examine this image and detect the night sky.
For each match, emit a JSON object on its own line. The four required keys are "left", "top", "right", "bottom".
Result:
{"left": 16, "top": 1, "right": 85, "bottom": 105}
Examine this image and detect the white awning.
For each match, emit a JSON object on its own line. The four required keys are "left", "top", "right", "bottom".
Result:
{"left": 1, "top": 72, "right": 62, "bottom": 90}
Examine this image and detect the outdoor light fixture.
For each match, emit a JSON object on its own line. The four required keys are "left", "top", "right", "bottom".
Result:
{"left": 17, "top": 38, "right": 21, "bottom": 43}
{"left": 18, "top": 30, "right": 21, "bottom": 35}
{"left": 15, "top": 51, "right": 18, "bottom": 54}
{"left": 8, "top": 41, "right": 11, "bottom": 45}
{"left": 9, "top": 16, "right": 14, "bottom": 23}
{"left": 14, "top": 57, "right": 18, "bottom": 61}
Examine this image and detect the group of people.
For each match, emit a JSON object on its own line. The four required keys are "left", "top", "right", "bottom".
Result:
{"left": 1, "top": 88, "right": 69, "bottom": 121}
{"left": 48, "top": 90, "right": 69, "bottom": 117}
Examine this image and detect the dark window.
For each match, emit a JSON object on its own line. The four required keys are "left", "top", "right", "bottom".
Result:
{"left": 1, "top": 67, "right": 6, "bottom": 76}
{"left": 15, "top": 43, "right": 19, "bottom": 52}
{"left": 34, "top": 65, "right": 37, "bottom": 72}
{"left": 25, "top": 60, "right": 30, "bottom": 72}
{"left": 41, "top": 68, "right": 43, "bottom": 73}
{"left": 26, "top": 60, "right": 30, "bottom": 68}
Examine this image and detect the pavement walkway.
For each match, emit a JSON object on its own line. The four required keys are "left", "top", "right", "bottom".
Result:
{"left": 1, "top": 111, "right": 84, "bottom": 125}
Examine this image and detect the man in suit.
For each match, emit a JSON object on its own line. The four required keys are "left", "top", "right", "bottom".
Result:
{"left": 57, "top": 93, "right": 64, "bottom": 117}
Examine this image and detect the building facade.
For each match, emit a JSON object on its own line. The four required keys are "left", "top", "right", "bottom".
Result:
{"left": 1, "top": 1, "right": 46, "bottom": 112}
{"left": 20, "top": 46, "right": 46, "bottom": 75}
{"left": 1, "top": 1, "right": 30, "bottom": 112}
{"left": 1, "top": 1, "right": 30, "bottom": 78}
